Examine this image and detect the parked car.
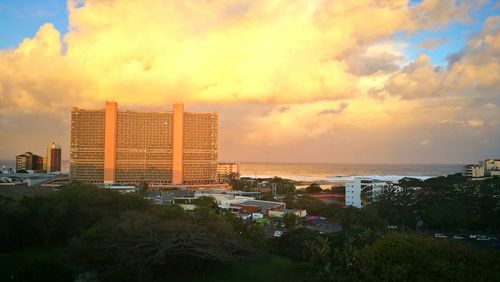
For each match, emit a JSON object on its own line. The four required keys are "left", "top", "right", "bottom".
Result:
{"left": 273, "top": 231, "right": 283, "bottom": 238}
{"left": 477, "top": 235, "right": 490, "bottom": 241}
{"left": 434, "top": 233, "right": 448, "bottom": 239}
{"left": 469, "top": 234, "right": 477, "bottom": 239}
{"left": 453, "top": 235, "right": 464, "bottom": 240}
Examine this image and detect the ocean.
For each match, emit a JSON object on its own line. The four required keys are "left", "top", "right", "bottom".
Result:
{"left": 239, "top": 162, "right": 465, "bottom": 183}
{"left": 1, "top": 160, "right": 465, "bottom": 183}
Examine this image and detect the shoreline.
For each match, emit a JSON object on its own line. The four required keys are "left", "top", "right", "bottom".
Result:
{"left": 241, "top": 174, "right": 435, "bottom": 184}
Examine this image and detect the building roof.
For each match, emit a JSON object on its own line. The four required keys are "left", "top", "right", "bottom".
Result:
{"left": 240, "top": 200, "right": 283, "bottom": 210}
{"left": 168, "top": 189, "right": 195, "bottom": 197}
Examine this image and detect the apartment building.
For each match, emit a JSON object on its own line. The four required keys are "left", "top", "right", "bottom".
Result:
{"left": 45, "top": 142, "right": 62, "bottom": 172}
{"left": 70, "top": 101, "right": 218, "bottom": 186}
{"left": 16, "top": 152, "right": 44, "bottom": 172}
{"left": 464, "top": 159, "right": 500, "bottom": 178}
{"left": 345, "top": 177, "right": 394, "bottom": 208}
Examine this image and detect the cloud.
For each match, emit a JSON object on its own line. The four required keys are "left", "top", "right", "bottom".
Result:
{"left": 372, "top": 15, "right": 500, "bottom": 100}
{"left": 318, "top": 102, "right": 349, "bottom": 115}
{"left": 373, "top": 55, "right": 444, "bottom": 99}
{"left": 444, "top": 16, "right": 500, "bottom": 94}
{"left": 483, "top": 102, "right": 497, "bottom": 109}
{"left": 345, "top": 50, "right": 404, "bottom": 75}
{"left": 0, "top": 0, "right": 478, "bottom": 112}
{"left": 1, "top": 0, "right": 498, "bottom": 163}
{"left": 420, "top": 139, "right": 430, "bottom": 145}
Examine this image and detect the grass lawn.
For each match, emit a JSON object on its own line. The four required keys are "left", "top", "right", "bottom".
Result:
{"left": 0, "top": 248, "right": 309, "bottom": 282}
{"left": 0, "top": 247, "right": 68, "bottom": 281}
{"left": 182, "top": 255, "right": 310, "bottom": 282}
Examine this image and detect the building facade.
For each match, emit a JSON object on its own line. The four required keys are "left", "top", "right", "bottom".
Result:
{"left": 464, "top": 164, "right": 485, "bottom": 178}
{"left": 345, "top": 177, "right": 394, "bottom": 208}
{"left": 70, "top": 102, "right": 218, "bottom": 186}
{"left": 46, "top": 142, "right": 62, "bottom": 172}
{"left": 217, "top": 162, "right": 240, "bottom": 183}
{"left": 464, "top": 159, "right": 500, "bottom": 178}
{"left": 16, "top": 152, "right": 44, "bottom": 172}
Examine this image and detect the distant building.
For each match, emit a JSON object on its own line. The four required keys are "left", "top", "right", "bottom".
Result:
{"left": 16, "top": 152, "right": 44, "bottom": 172}
{"left": 268, "top": 209, "right": 307, "bottom": 218}
{"left": 0, "top": 176, "right": 26, "bottom": 186}
{"left": 217, "top": 162, "right": 240, "bottom": 183}
{"left": 345, "top": 177, "right": 395, "bottom": 208}
{"left": 464, "top": 164, "right": 485, "bottom": 178}
{"left": 464, "top": 159, "right": 500, "bottom": 178}
{"left": 70, "top": 101, "right": 218, "bottom": 187}
{"left": 46, "top": 142, "right": 62, "bottom": 172}
{"left": 230, "top": 200, "right": 285, "bottom": 216}
{"left": 484, "top": 159, "right": 500, "bottom": 176}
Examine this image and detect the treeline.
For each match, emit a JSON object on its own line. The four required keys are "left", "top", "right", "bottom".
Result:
{"left": 376, "top": 174, "right": 500, "bottom": 232}
{"left": 0, "top": 182, "right": 265, "bottom": 281}
{"left": 269, "top": 174, "right": 500, "bottom": 281}
{"left": 271, "top": 228, "right": 500, "bottom": 281}
{"left": 1, "top": 175, "right": 499, "bottom": 281}
{"left": 282, "top": 174, "right": 500, "bottom": 233}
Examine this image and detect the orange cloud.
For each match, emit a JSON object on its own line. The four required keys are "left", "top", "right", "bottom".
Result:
{"left": 0, "top": 0, "right": 476, "bottom": 110}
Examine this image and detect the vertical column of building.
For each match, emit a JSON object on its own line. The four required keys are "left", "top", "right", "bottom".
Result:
{"left": 172, "top": 104, "right": 184, "bottom": 185}
{"left": 45, "top": 145, "right": 51, "bottom": 173}
{"left": 104, "top": 101, "right": 117, "bottom": 184}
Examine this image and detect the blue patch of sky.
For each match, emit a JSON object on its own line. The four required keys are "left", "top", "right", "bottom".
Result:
{"left": 398, "top": 1, "right": 498, "bottom": 67}
{"left": 0, "top": 0, "right": 68, "bottom": 49}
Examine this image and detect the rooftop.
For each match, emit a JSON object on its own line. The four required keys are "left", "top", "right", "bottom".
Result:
{"left": 239, "top": 200, "right": 283, "bottom": 210}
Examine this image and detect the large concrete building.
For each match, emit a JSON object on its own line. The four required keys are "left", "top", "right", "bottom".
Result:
{"left": 45, "top": 142, "right": 62, "bottom": 172}
{"left": 70, "top": 102, "right": 218, "bottom": 187}
{"left": 16, "top": 152, "right": 44, "bottom": 172}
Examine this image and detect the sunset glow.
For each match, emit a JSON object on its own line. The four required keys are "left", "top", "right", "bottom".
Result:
{"left": 0, "top": 0, "right": 499, "bottom": 163}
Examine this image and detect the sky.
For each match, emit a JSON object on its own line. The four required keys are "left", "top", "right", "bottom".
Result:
{"left": 0, "top": 0, "right": 499, "bottom": 164}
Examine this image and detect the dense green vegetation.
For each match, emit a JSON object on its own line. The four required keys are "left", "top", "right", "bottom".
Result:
{"left": 231, "top": 176, "right": 296, "bottom": 193}
{"left": 1, "top": 175, "right": 499, "bottom": 281}
{"left": 0, "top": 182, "right": 266, "bottom": 281}
{"left": 376, "top": 174, "right": 500, "bottom": 232}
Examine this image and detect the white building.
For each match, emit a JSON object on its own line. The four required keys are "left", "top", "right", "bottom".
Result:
{"left": 464, "top": 164, "right": 485, "bottom": 178}
{"left": 345, "top": 178, "right": 394, "bottom": 208}
{"left": 195, "top": 193, "right": 253, "bottom": 209}
{"left": 464, "top": 159, "right": 500, "bottom": 178}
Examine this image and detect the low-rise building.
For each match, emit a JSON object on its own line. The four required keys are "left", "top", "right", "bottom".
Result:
{"left": 268, "top": 208, "right": 307, "bottom": 218}
{"left": 99, "top": 184, "right": 137, "bottom": 193}
{"left": 230, "top": 200, "right": 285, "bottom": 216}
{"left": 0, "top": 176, "right": 26, "bottom": 186}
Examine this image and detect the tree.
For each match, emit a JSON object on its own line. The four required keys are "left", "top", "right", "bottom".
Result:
{"left": 284, "top": 193, "right": 325, "bottom": 215}
{"left": 305, "top": 183, "right": 322, "bottom": 193}
{"left": 260, "top": 193, "right": 276, "bottom": 201}
{"left": 271, "top": 227, "right": 319, "bottom": 261}
{"left": 138, "top": 181, "right": 149, "bottom": 196}
{"left": 305, "top": 236, "right": 332, "bottom": 279}
{"left": 282, "top": 212, "right": 300, "bottom": 230}
{"left": 353, "top": 233, "right": 500, "bottom": 281}
{"left": 71, "top": 211, "right": 262, "bottom": 281}
{"left": 193, "top": 196, "right": 216, "bottom": 208}
{"left": 338, "top": 206, "right": 360, "bottom": 230}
